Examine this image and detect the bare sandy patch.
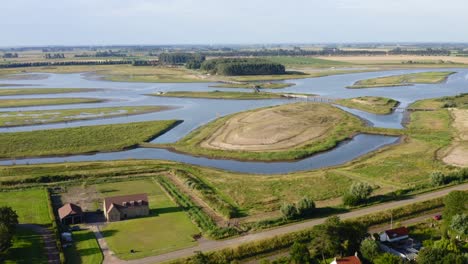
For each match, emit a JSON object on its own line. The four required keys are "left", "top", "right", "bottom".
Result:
{"left": 201, "top": 103, "right": 346, "bottom": 152}
{"left": 443, "top": 109, "right": 468, "bottom": 167}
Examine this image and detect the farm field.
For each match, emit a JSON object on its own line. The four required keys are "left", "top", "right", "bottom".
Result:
{"left": 347, "top": 71, "right": 455, "bottom": 88}
{"left": 0, "top": 98, "right": 104, "bottom": 108}
{"left": 161, "top": 103, "right": 364, "bottom": 161}
{"left": 335, "top": 96, "right": 399, "bottom": 114}
{"left": 3, "top": 226, "right": 47, "bottom": 264}
{"left": 0, "top": 119, "right": 180, "bottom": 158}
{"left": 0, "top": 105, "right": 172, "bottom": 127}
{"left": 317, "top": 55, "right": 468, "bottom": 65}
{"left": 87, "top": 180, "right": 200, "bottom": 260}
{"left": 63, "top": 229, "right": 103, "bottom": 264}
{"left": 0, "top": 88, "right": 96, "bottom": 96}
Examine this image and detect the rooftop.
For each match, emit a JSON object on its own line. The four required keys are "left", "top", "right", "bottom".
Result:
{"left": 58, "top": 203, "right": 83, "bottom": 220}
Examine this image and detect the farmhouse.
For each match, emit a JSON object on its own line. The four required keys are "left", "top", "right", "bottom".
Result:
{"left": 58, "top": 203, "right": 83, "bottom": 225}
{"left": 103, "top": 193, "right": 149, "bottom": 222}
{"left": 330, "top": 253, "right": 361, "bottom": 264}
{"left": 379, "top": 227, "right": 409, "bottom": 242}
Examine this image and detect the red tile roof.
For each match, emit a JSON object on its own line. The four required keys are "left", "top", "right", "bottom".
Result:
{"left": 104, "top": 193, "right": 148, "bottom": 213}
{"left": 385, "top": 227, "right": 409, "bottom": 239}
{"left": 335, "top": 256, "right": 362, "bottom": 264}
{"left": 58, "top": 203, "right": 83, "bottom": 220}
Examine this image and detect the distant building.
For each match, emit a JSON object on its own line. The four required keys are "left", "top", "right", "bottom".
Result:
{"left": 103, "top": 193, "right": 149, "bottom": 222}
{"left": 330, "top": 253, "right": 362, "bottom": 264}
{"left": 380, "top": 227, "right": 409, "bottom": 242}
{"left": 58, "top": 203, "right": 83, "bottom": 225}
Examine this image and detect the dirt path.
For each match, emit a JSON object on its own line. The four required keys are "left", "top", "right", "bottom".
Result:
{"left": 95, "top": 183, "right": 468, "bottom": 264}
{"left": 165, "top": 173, "right": 227, "bottom": 226}
{"left": 443, "top": 109, "right": 468, "bottom": 167}
{"left": 21, "top": 224, "right": 60, "bottom": 264}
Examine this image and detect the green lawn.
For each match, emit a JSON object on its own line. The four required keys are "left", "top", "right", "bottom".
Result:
{"left": 3, "top": 226, "right": 47, "bottom": 264}
{"left": 151, "top": 91, "right": 288, "bottom": 100}
{"left": 347, "top": 71, "right": 455, "bottom": 88}
{"left": 0, "top": 105, "right": 170, "bottom": 127}
{"left": 99, "top": 180, "right": 199, "bottom": 260}
{"left": 0, "top": 119, "right": 180, "bottom": 158}
{"left": 0, "top": 189, "right": 50, "bottom": 224}
{"left": 63, "top": 229, "right": 103, "bottom": 264}
{"left": 0, "top": 88, "right": 95, "bottom": 96}
{"left": 335, "top": 96, "right": 399, "bottom": 114}
{"left": 0, "top": 98, "right": 103, "bottom": 108}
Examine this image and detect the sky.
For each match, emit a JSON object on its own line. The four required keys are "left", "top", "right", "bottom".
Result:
{"left": 2, "top": 0, "right": 468, "bottom": 46}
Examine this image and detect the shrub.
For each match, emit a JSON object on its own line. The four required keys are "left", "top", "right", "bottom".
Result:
{"left": 296, "top": 197, "right": 316, "bottom": 217}
{"left": 359, "top": 239, "right": 381, "bottom": 262}
{"left": 430, "top": 171, "right": 446, "bottom": 186}
{"left": 280, "top": 203, "right": 299, "bottom": 220}
{"left": 343, "top": 182, "right": 373, "bottom": 206}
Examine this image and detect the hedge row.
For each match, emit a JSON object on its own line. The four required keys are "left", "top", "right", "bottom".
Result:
{"left": 171, "top": 169, "right": 239, "bottom": 218}
{"left": 154, "top": 176, "right": 238, "bottom": 239}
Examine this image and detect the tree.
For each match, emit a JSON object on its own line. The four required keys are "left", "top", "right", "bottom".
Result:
{"left": 373, "top": 253, "right": 402, "bottom": 264}
{"left": 0, "top": 207, "right": 18, "bottom": 231}
{"left": 359, "top": 239, "right": 381, "bottom": 262}
{"left": 343, "top": 182, "right": 373, "bottom": 206}
{"left": 430, "top": 171, "right": 446, "bottom": 186}
{"left": 0, "top": 207, "right": 18, "bottom": 253}
{"left": 417, "top": 247, "right": 446, "bottom": 264}
{"left": 450, "top": 214, "right": 468, "bottom": 238}
{"left": 311, "top": 217, "right": 343, "bottom": 262}
{"left": 443, "top": 191, "right": 468, "bottom": 223}
{"left": 280, "top": 203, "right": 298, "bottom": 220}
{"left": 296, "top": 197, "right": 315, "bottom": 217}
{"left": 289, "top": 241, "right": 310, "bottom": 264}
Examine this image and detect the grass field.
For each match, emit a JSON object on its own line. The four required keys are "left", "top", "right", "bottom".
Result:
{"left": 0, "top": 189, "right": 50, "bottom": 224}
{"left": 158, "top": 103, "right": 364, "bottom": 161}
{"left": 0, "top": 105, "right": 171, "bottom": 127}
{"left": 0, "top": 64, "right": 370, "bottom": 83}
{"left": 150, "top": 91, "right": 290, "bottom": 100}
{"left": 209, "top": 82, "right": 294, "bottom": 89}
{"left": 347, "top": 71, "right": 455, "bottom": 88}
{"left": 3, "top": 226, "right": 47, "bottom": 264}
{"left": 0, "top": 88, "right": 95, "bottom": 96}
{"left": 317, "top": 55, "right": 468, "bottom": 65}
{"left": 335, "top": 96, "right": 399, "bottom": 114}
{"left": 265, "top": 56, "right": 351, "bottom": 67}
{"left": 0, "top": 119, "right": 180, "bottom": 158}
{"left": 63, "top": 229, "right": 103, "bottom": 264}
{"left": 0, "top": 98, "right": 104, "bottom": 108}
{"left": 0, "top": 98, "right": 462, "bottom": 219}
{"left": 410, "top": 93, "right": 468, "bottom": 109}
{"left": 98, "top": 180, "right": 199, "bottom": 260}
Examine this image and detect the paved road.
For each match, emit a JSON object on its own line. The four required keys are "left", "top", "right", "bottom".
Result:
{"left": 99, "top": 183, "right": 467, "bottom": 264}
{"left": 21, "top": 224, "right": 60, "bottom": 264}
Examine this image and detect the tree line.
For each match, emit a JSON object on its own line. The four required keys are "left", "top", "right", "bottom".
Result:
{"left": 2, "top": 53, "right": 18, "bottom": 59}
{"left": 200, "top": 58, "right": 285, "bottom": 75}
{"left": 0, "top": 60, "right": 134, "bottom": 68}
{"left": 158, "top": 52, "right": 206, "bottom": 68}
{"left": 44, "top": 53, "right": 65, "bottom": 59}
{"left": 201, "top": 47, "right": 451, "bottom": 57}
{"left": 74, "top": 50, "right": 127, "bottom": 58}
